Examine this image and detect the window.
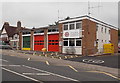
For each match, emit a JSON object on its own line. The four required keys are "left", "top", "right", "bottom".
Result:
{"left": 102, "top": 40, "right": 103, "bottom": 42}
{"left": 76, "top": 39, "right": 81, "bottom": 46}
{"left": 64, "top": 24, "right": 68, "bottom": 30}
{"left": 69, "top": 39, "right": 75, "bottom": 46}
{"left": 63, "top": 39, "right": 68, "bottom": 46}
{"left": 96, "top": 24, "right": 98, "bottom": 31}
{"left": 69, "top": 24, "right": 74, "bottom": 30}
{"left": 105, "top": 28, "right": 106, "bottom": 33}
{"left": 109, "top": 30, "right": 110, "bottom": 34}
{"left": 101, "top": 27, "right": 103, "bottom": 33}
{"left": 76, "top": 23, "right": 81, "bottom": 29}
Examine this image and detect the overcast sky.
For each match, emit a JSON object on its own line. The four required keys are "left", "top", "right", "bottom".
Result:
{"left": 0, "top": 1, "right": 119, "bottom": 29}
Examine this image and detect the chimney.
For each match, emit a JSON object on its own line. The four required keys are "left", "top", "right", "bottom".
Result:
{"left": 4, "top": 22, "right": 9, "bottom": 26}
{"left": 17, "top": 21, "right": 21, "bottom": 28}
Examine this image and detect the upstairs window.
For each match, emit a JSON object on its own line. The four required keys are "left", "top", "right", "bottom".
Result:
{"left": 76, "top": 23, "right": 82, "bottom": 29}
{"left": 101, "top": 27, "right": 103, "bottom": 33}
{"left": 48, "top": 28, "right": 58, "bottom": 32}
{"left": 105, "top": 28, "right": 106, "bottom": 33}
{"left": 69, "top": 24, "right": 74, "bottom": 30}
{"left": 64, "top": 24, "right": 68, "bottom": 30}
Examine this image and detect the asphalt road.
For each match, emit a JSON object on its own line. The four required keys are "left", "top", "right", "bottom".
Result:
{"left": 65, "top": 55, "right": 119, "bottom": 69}
{"left": 1, "top": 54, "right": 119, "bottom": 83}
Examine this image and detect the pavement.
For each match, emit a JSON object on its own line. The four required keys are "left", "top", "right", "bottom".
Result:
{"left": 0, "top": 49, "right": 120, "bottom": 82}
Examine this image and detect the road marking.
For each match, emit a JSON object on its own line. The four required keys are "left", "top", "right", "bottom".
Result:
{"left": 22, "top": 65, "right": 79, "bottom": 82}
{"left": 65, "top": 56, "right": 67, "bottom": 59}
{"left": 70, "top": 56, "right": 73, "bottom": 58}
{"left": 82, "top": 59, "right": 104, "bottom": 64}
{"left": 27, "top": 58, "right": 31, "bottom": 61}
{"left": 10, "top": 55, "right": 15, "bottom": 56}
{"left": 0, "top": 65, "right": 21, "bottom": 67}
{"left": 23, "top": 73, "right": 50, "bottom": 76}
{"left": 68, "top": 65, "right": 78, "bottom": 72}
{"left": 59, "top": 57, "right": 62, "bottom": 59}
{"left": 86, "top": 71, "right": 120, "bottom": 80}
{"left": 45, "top": 54, "right": 47, "bottom": 57}
{"left": 45, "top": 61, "right": 50, "bottom": 65}
{"left": 2, "top": 67, "right": 41, "bottom": 82}
{"left": 51, "top": 56, "right": 54, "bottom": 58}
{"left": 0, "top": 59, "right": 9, "bottom": 62}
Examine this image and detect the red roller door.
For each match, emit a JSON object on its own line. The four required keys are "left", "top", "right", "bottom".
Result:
{"left": 48, "top": 34, "right": 59, "bottom": 52}
{"left": 34, "top": 35, "right": 44, "bottom": 51}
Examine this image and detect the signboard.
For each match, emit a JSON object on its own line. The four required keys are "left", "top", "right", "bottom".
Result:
{"left": 63, "top": 29, "right": 82, "bottom": 38}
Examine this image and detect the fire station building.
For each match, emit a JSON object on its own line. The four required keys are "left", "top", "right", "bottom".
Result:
{"left": 19, "top": 25, "right": 59, "bottom": 52}
{"left": 19, "top": 15, "right": 118, "bottom": 55}
{"left": 59, "top": 15, "right": 118, "bottom": 55}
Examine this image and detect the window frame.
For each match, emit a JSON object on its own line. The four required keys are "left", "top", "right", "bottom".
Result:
{"left": 76, "top": 39, "right": 82, "bottom": 46}
{"left": 76, "top": 22, "right": 82, "bottom": 29}
{"left": 63, "top": 24, "right": 69, "bottom": 30}
{"left": 69, "top": 23, "right": 75, "bottom": 30}
{"left": 63, "top": 39, "right": 69, "bottom": 46}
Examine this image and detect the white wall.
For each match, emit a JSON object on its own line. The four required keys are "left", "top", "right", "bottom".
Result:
{"left": 62, "top": 47, "right": 82, "bottom": 55}
{"left": 97, "top": 24, "right": 111, "bottom": 52}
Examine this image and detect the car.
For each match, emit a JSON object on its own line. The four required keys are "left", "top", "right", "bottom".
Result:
{"left": 0, "top": 41, "right": 12, "bottom": 50}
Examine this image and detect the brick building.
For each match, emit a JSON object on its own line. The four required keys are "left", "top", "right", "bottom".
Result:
{"left": 0, "top": 21, "right": 29, "bottom": 49}
{"left": 19, "top": 25, "right": 59, "bottom": 52}
{"left": 19, "top": 15, "right": 118, "bottom": 55}
{"left": 59, "top": 15, "right": 118, "bottom": 55}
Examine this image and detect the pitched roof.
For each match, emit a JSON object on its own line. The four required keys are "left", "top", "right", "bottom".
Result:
{"left": 1, "top": 25, "right": 29, "bottom": 37}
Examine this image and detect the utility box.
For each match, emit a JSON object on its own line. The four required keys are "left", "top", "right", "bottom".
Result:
{"left": 103, "top": 43, "right": 114, "bottom": 54}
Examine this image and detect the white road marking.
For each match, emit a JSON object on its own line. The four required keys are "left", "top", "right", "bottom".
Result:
{"left": 22, "top": 73, "right": 50, "bottom": 76}
{"left": 2, "top": 67, "right": 40, "bottom": 82}
{"left": 22, "top": 65, "right": 79, "bottom": 82}
{"left": 0, "top": 59, "right": 9, "bottom": 62}
{"left": 27, "top": 58, "right": 31, "bottom": 61}
{"left": 0, "top": 65, "right": 21, "bottom": 67}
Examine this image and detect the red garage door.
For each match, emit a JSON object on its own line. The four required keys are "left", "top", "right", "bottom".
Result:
{"left": 48, "top": 34, "right": 59, "bottom": 52}
{"left": 34, "top": 35, "right": 44, "bottom": 51}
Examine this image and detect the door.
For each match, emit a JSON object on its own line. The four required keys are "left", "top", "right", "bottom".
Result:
{"left": 48, "top": 34, "right": 59, "bottom": 52}
{"left": 34, "top": 35, "right": 44, "bottom": 51}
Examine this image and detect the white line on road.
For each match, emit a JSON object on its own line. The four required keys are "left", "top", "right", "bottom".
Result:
{"left": 0, "top": 59, "right": 9, "bottom": 62}
{"left": 22, "top": 65, "right": 79, "bottom": 82}
{"left": 2, "top": 67, "right": 41, "bottom": 82}
{"left": 0, "top": 65, "right": 21, "bottom": 67}
{"left": 23, "top": 73, "right": 50, "bottom": 76}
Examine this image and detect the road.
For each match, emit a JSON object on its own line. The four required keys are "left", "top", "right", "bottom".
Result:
{"left": 1, "top": 54, "right": 119, "bottom": 83}
{"left": 65, "top": 55, "right": 119, "bottom": 69}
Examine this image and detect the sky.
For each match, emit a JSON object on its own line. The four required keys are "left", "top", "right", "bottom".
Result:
{"left": 0, "top": 0, "right": 119, "bottom": 29}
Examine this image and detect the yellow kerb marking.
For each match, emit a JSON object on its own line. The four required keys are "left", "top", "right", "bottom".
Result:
{"left": 65, "top": 56, "right": 67, "bottom": 59}
{"left": 59, "top": 57, "right": 62, "bottom": 59}
{"left": 68, "top": 65, "right": 78, "bottom": 72}
{"left": 45, "top": 61, "right": 50, "bottom": 65}
{"left": 86, "top": 71, "right": 120, "bottom": 80}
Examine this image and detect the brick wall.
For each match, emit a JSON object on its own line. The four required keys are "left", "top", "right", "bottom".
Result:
{"left": 59, "top": 23, "right": 63, "bottom": 53}
{"left": 110, "top": 28, "right": 118, "bottom": 53}
{"left": 82, "top": 19, "right": 97, "bottom": 55}
{"left": 44, "top": 28, "right": 48, "bottom": 49}
{"left": 19, "top": 31, "right": 22, "bottom": 50}
{"left": 30, "top": 30, "right": 34, "bottom": 50}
